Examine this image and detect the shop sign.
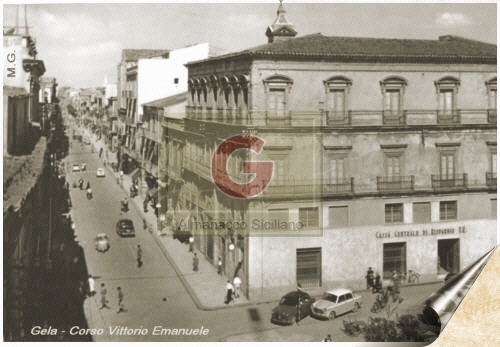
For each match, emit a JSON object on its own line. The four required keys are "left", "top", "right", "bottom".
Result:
{"left": 376, "top": 226, "right": 466, "bottom": 239}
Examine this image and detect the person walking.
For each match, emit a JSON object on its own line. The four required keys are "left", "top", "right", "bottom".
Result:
{"left": 217, "top": 257, "right": 223, "bottom": 275}
{"left": 225, "top": 280, "right": 234, "bottom": 304}
{"left": 116, "top": 287, "right": 125, "bottom": 313}
{"left": 88, "top": 275, "right": 95, "bottom": 297}
{"left": 366, "top": 267, "right": 374, "bottom": 290}
{"left": 192, "top": 253, "right": 199, "bottom": 272}
{"left": 99, "top": 283, "right": 110, "bottom": 309}
{"left": 296, "top": 297, "right": 303, "bottom": 325}
{"left": 137, "top": 245, "right": 143, "bottom": 268}
{"left": 233, "top": 275, "right": 242, "bottom": 298}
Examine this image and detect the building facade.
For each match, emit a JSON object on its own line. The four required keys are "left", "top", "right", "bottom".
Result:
{"left": 163, "top": 4, "right": 497, "bottom": 300}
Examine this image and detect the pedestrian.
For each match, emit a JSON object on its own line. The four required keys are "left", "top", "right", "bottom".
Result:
{"left": 86, "top": 181, "right": 91, "bottom": 190}
{"left": 143, "top": 218, "right": 148, "bottom": 232}
{"left": 225, "top": 280, "right": 234, "bottom": 304}
{"left": 99, "top": 283, "right": 110, "bottom": 309}
{"left": 323, "top": 334, "right": 332, "bottom": 342}
{"left": 99, "top": 147, "right": 103, "bottom": 158}
{"left": 192, "top": 252, "right": 199, "bottom": 272}
{"left": 88, "top": 275, "right": 95, "bottom": 297}
{"left": 392, "top": 270, "right": 401, "bottom": 296}
{"left": 217, "top": 257, "right": 223, "bottom": 275}
{"left": 366, "top": 267, "right": 374, "bottom": 290}
{"left": 116, "top": 287, "right": 125, "bottom": 313}
{"left": 296, "top": 297, "right": 303, "bottom": 325}
{"left": 373, "top": 272, "right": 382, "bottom": 293}
{"left": 233, "top": 275, "right": 242, "bottom": 298}
{"left": 137, "top": 245, "right": 143, "bottom": 268}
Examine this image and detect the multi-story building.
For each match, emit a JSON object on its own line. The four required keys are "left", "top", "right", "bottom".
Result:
{"left": 117, "top": 44, "right": 210, "bottom": 197}
{"left": 163, "top": 3, "right": 496, "bottom": 300}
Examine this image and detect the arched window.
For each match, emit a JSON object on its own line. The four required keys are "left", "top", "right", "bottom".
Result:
{"left": 324, "top": 76, "right": 352, "bottom": 124}
{"left": 435, "top": 76, "right": 460, "bottom": 123}
{"left": 380, "top": 76, "right": 407, "bottom": 123}
{"left": 263, "top": 75, "right": 293, "bottom": 126}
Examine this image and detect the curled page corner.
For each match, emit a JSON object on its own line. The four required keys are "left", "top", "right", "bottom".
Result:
{"left": 418, "top": 246, "right": 497, "bottom": 333}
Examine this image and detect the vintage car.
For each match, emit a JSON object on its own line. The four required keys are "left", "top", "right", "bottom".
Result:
{"left": 116, "top": 219, "right": 135, "bottom": 237}
{"left": 96, "top": 167, "right": 105, "bottom": 177}
{"left": 72, "top": 163, "right": 81, "bottom": 172}
{"left": 95, "top": 233, "right": 110, "bottom": 252}
{"left": 311, "top": 288, "right": 361, "bottom": 320}
{"left": 271, "top": 290, "right": 315, "bottom": 325}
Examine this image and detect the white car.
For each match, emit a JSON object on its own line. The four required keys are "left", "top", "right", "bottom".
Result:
{"left": 95, "top": 233, "right": 110, "bottom": 252}
{"left": 96, "top": 168, "right": 105, "bottom": 177}
{"left": 311, "top": 288, "right": 362, "bottom": 320}
{"left": 72, "top": 163, "right": 81, "bottom": 172}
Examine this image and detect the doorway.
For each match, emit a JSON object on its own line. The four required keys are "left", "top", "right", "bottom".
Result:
{"left": 438, "top": 238, "right": 460, "bottom": 273}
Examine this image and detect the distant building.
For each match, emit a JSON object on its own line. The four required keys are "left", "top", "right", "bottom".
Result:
{"left": 163, "top": 2, "right": 496, "bottom": 300}
{"left": 116, "top": 43, "right": 210, "bottom": 201}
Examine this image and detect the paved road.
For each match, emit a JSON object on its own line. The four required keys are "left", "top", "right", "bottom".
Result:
{"left": 64, "top": 127, "right": 442, "bottom": 342}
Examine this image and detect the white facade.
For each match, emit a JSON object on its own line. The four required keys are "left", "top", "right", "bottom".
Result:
{"left": 3, "top": 35, "right": 33, "bottom": 92}
{"left": 136, "top": 42, "right": 209, "bottom": 122}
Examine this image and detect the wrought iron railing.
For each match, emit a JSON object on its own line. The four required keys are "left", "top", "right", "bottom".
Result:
{"left": 377, "top": 175, "right": 414, "bottom": 192}
{"left": 486, "top": 171, "right": 497, "bottom": 188}
{"left": 431, "top": 173, "right": 468, "bottom": 190}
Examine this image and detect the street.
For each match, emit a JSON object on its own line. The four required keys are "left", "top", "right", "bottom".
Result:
{"left": 63, "top": 127, "right": 442, "bottom": 342}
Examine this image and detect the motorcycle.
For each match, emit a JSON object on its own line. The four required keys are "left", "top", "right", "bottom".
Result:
{"left": 86, "top": 188, "right": 93, "bottom": 199}
{"left": 130, "top": 185, "right": 138, "bottom": 198}
{"left": 121, "top": 199, "right": 129, "bottom": 213}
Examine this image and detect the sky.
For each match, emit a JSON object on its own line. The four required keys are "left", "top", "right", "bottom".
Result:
{"left": 2, "top": 1, "right": 497, "bottom": 89}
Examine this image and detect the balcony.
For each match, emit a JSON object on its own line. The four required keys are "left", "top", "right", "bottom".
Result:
{"left": 377, "top": 175, "right": 414, "bottom": 193}
{"left": 323, "top": 178, "right": 354, "bottom": 195}
{"left": 437, "top": 110, "right": 461, "bottom": 124}
{"left": 325, "top": 111, "right": 351, "bottom": 127}
{"left": 488, "top": 109, "right": 497, "bottom": 124}
{"left": 382, "top": 110, "right": 406, "bottom": 125}
{"left": 486, "top": 172, "right": 497, "bottom": 188}
{"left": 431, "top": 174, "right": 468, "bottom": 190}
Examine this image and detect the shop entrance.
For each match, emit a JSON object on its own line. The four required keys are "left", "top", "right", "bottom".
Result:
{"left": 383, "top": 242, "right": 407, "bottom": 279}
{"left": 438, "top": 238, "right": 460, "bottom": 273}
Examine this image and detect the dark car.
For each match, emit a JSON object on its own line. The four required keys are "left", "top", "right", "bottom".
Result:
{"left": 271, "top": 290, "right": 315, "bottom": 325}
{"left": 116, "top": 219, "right": 135, "bottom": 237}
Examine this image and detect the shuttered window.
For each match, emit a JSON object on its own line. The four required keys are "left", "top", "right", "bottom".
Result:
{"left": 299, "top": 207, "right": 319, "bottom": 228}
{"left": 296, "top": 248, "right": 321, "bottom": 288}
{"left": 440, "top": 201, "right": 457, "bottom": 220}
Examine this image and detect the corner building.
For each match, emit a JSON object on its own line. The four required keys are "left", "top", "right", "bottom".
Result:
{"left": 164, "top": 4, "right": 497, "bottom": 300}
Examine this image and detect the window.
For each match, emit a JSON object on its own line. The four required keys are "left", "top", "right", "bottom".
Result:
{"left": 329, "top": 158, "right": 344, "bottom": 184}
{"left": 329, "top": 206, "right": 349, "bottom": 227}
{"left": 386, "top": 155, "right": 401, "bottom": 177}
{"left": 440, "top": 201, "right": 457, "bottom": 220}
{"left": 324, "top": 76, "right": 351, "bottom": 121}
{"left": 440, "top": 151, "right": 455, "bottom": 179}
{"left": 264, "top": 75, "right": 293, "bottom": 125}
{"left": 296, "top": 248, "right": 321, "bottom": 288}
{"left": 486, "top": 77, "right": 497, "bottom": 110}
{"left": 299, "top": 207, "right": 319, "bottom": 228}
{"left": 413, "top": 202, "right": 431, "bottom": 223}
{"left": 383, "top": 242, "right": 406, "bottom": 279}
{"left": 435, "top": 77, "right": 460, "bottom": 119}
{"left": 385, "top": 203, "right": 403, "bottom": 223}
{"left": 380, "top": 77, "right": 406, "bottom": 122}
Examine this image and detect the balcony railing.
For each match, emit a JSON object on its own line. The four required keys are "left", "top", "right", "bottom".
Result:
{"left": 382, "top": 110, "right": 407, "bottom": 125}
{"left": 325, "top": 111, "right": 351, "bottom": 127}
{"left": 488, "top": 109, "right": 497, "bottom": 124}
{"left": 323, "top": 178, "right": 354, "bottom": 195}
{"left": 486, "top": 172, "right": 497, "bottom": 188}
{"left": 437, "top": 110, "right": 461, "bottom": 124}
{"left": 377, "top": 175, "right": 414, "bottom": 192}
{"left": 431, "top": 173, "right": 468, "bottom": 190}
